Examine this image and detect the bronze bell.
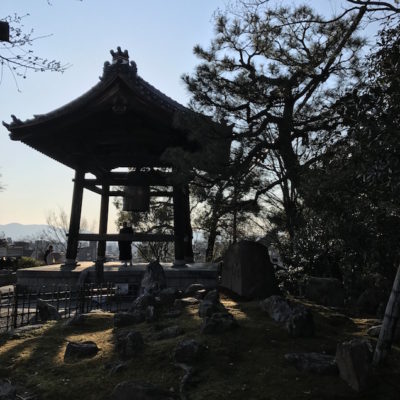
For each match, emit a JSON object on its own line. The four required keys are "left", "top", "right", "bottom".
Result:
{"left": 123, "top": 186, "right": 150, "bottom": 212}
{"left": 0, "top": 21, "right": 10, "bottom": 42}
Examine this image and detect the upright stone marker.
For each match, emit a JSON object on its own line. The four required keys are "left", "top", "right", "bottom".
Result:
{"left": 221, "top": 241, "right": 280, "bottom": 298}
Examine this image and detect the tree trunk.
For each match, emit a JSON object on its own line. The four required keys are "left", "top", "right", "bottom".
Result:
{"left": 206, "top": 223, "right": 218, "bottom": 262}
{"left": 281, "top": 178, "right": 297, "bottom": 240}
{"left": 373, "top": 264, "right": 400, "bottom": 365}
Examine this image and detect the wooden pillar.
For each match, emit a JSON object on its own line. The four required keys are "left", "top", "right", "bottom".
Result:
{"left": 65, "top": 169, "right": 85, "bottom": 266}
{"left": 183, "top": 185, "right": 194, "bottom": 263}
{"left": 173, "top": 185, "right": 186, "bottom": 267}
{"left": 95, "top": 184, "right": 109, "bottom": 282}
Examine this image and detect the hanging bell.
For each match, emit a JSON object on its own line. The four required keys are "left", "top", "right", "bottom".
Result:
{"left": 0, "top": 21, "right": 10, "bottom": 42}
{"left": 123, "top": 186, "right": 150, "bottom": 212}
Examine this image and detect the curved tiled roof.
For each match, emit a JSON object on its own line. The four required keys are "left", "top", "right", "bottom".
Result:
{"left": 4, "top": 47, "right": 187, "bottom": 132}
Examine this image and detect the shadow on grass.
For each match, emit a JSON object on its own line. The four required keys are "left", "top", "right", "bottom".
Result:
{"left": 0, "top": 312, "right": 119, "bottom": 399}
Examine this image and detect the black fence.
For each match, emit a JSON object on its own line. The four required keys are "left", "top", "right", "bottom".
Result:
{"left": 0, "top": 283, "right": 135, "bottom": 333}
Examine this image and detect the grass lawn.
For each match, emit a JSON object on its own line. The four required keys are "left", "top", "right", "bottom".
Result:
{"left": 0, "top": 294, "right": 399, "bottom": 399}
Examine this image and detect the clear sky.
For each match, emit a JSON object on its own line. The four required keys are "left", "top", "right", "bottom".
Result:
{"left": 0, "top": 0, "right": 379, "bottom": 233}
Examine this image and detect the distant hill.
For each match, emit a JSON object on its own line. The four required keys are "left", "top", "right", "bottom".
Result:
{"left": 0, "top": 223, "right": 49, "bottom": 240}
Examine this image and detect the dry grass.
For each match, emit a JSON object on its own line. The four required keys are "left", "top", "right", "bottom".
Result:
{"left": 0, "top": 294, "right": 399, "bottom": 400}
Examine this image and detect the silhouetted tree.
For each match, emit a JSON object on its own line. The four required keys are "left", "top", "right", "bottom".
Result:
{"left": 184, "top": 1, "right": 370, "bottom": 238}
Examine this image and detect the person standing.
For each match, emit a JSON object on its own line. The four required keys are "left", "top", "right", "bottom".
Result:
{"left": 118, "top": 222, "right": 133, "bottom": 266}
{"left": 43, "top": 245, "right": 54, "bottom": 265}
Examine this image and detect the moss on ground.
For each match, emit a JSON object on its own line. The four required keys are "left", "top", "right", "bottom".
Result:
{"left": 0, "top": 294, "right": 399, "bottom": 400}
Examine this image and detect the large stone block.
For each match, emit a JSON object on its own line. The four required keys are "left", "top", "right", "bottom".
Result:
{"left": 336, "top": 339, "right": 373, "bottom": 392}
{"left": 221, "top": 241, "right": 281, "bottom": 298}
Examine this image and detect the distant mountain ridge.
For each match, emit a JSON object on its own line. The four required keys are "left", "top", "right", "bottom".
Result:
{"left": 0, "top": 223, "right": 49, "bottom": 240}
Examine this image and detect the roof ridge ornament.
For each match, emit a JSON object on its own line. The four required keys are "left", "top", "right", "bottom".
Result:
{"left": 111, "top": 46, "right": 129, "bottom": 64}
{"left": 101, "top": 47, "right": 137, "bottom": 81}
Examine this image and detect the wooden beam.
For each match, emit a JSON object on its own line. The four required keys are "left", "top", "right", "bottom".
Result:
{"left": 78, "top": 233, "right": 175, "bottom": 242}
{"left": 82, "top": 174, "right": 170, "bottom": 186}
{"left": 108, "top": 190, "right": 173, "bottom": 197}
{"left": 84, "top": 184, "right": 103, "bottom": 195}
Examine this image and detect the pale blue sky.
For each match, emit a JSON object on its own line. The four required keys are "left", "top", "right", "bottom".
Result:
{"left": 0, "top": 0, "right": 379, "bottom": 233}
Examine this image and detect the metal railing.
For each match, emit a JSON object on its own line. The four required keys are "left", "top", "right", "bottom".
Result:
{"left": 0, "top": 283, "right": 136, "bottom": 333}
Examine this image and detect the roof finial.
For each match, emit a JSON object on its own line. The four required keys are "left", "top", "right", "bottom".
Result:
{"left": 101, "top": 48, "right": 137, "bottom": 81}
{"left": 110, "top": 47, "right": 129, "bottom": 65}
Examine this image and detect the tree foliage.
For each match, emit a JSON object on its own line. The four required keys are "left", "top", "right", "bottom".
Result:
{"left": 277, "top": 16, "right": 400, "bottom": 288}
{"left": 183, "top": 1, "right": 372, "bottom": 245}
{"left": 184, "top": 2, "right": 366, "bottom": 192}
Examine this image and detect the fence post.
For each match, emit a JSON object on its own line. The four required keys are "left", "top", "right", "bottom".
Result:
{"left": 12, "top": 284, "right": 19, "bottom": 329}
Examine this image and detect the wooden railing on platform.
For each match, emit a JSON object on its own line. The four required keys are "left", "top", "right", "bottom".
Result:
{"left": 78, "top": 233, "right": 175, "bottom": 242}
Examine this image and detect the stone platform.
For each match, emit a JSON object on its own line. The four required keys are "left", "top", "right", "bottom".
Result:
{"left": 16, "top": 262, "right": 219, "bottom": 292}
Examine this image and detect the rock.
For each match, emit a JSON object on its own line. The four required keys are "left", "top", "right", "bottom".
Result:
{"left": 221, "top": 240, "right": 281, "bottom": 298}
{"left": 65, "top": 313, "right": 86, "bottom": 327}
{"left": 158, "top": 288, "right": 178, "bottom": 306}
{"left": 174, "top": 297, "right": 199, "bottom": 309}
{"left": 284, "top": 353, "right": 338, "bottom": 375}
{"left": 116, "top": 331, "right": 144, "bottom": 359}
{"left": 198, "top": 299, "right": 223, "bottom": 318}
{"left": 259, "top": 295, "right": 294, "bottom": 323}
{"left": 165, "top": 309, "right": 182, "bottom": 319}
{"left": 145, "top": 306, "right": 156, "bottom": 323}
{"left": 286, "top": 305, "right": 315, "bottom": 337}
{"left": 199, "top": 290, "right": 226, "bottom": 318}
{"left": 203, "top": 289, "right": 219, "bottom": 303}
{"left": 114, "top": 311, "right": 145, "bottom": 328}
{"left": 173, "top": 339, "right": 203, "bottom": 364}
{"left": 36, "top": 298, "right": 61, "bottom": 322}
{"left": 198, "top": 289, "right": 225, "bottom": 318}
{"left": 140, "top": 261, "right": 167, "bottom": 296}
{"left": 302, "top": 276, "right": 345, "bottom": 307}
{"left": 356, "top": 288, "right": 388, "bottom": 316}
{"left": 366, "top": 324, "right": 400, "bottom": 341}
{"left": 111, "top": 381, "right": 176, "bottom": 400}
{"left": 336, "top": 339, "right": 373, "bottom": 392}
{"left": 155, "top": 325, "right": 184, "bottom": 340}
{"left": 366, "top": 325, "right": 381, "bottom": 337}
{"left": 260, "top": 296, "right": 314, "bottom": 337}
{"left": 64, "top": 341, "right": 99, "bottom": 360}
{"left": 193, "top": 289, "right": 207, "bottom": 299}
{"left": 357, "top": 274, "right": 391, "bottom": 316}
{"left": 0, "top": 379, "right": 17, "bottom": 400}
{"left": 201, "top": 312, "right": 237, "bottom": 334}
{"left": 130, "top": 294, "right": 156, "bottom": 312}
{"left": 184, "top": 283, "right": 206, "bottom": 297}
{"left": 109, "top": 362, "right": 128, "bottom": 375}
